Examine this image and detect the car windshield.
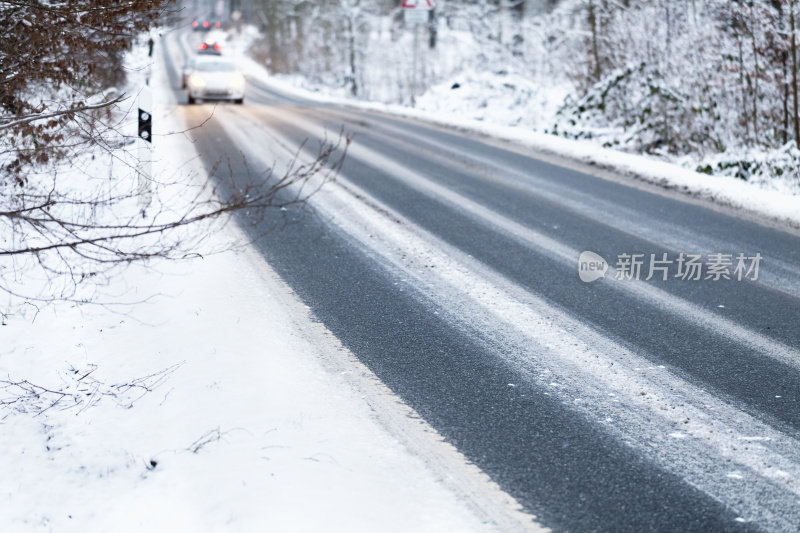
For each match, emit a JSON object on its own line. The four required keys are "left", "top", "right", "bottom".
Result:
{"left": 195, "top": 60, "right": 236, "bottom": 72}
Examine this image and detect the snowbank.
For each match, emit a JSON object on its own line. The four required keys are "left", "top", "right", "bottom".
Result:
{"left": 0, "top": 226, "right": 500, "bottom": 532}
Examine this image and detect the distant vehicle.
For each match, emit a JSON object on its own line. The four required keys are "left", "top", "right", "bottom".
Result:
{"left": 192, "top": 18, "right": 212, "bottom": 31}
{"left": 185, "top": 58, "right": 245, "bottom": 105}
{"left": 197, "top": 38, "right": 222, "bottom": 55}
{"left": 181, "top": 56, "right": 198, "bottom": 89}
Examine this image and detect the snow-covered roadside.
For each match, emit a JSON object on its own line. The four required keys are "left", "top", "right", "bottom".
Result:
{"left": 0, "top": 232, "right": 505, "bottom": 532}
{"left": 0, "top": 39, "right": 539, "bottom": 532}
{"left": 233, "top": 29, "right": 800, "bottom": 230}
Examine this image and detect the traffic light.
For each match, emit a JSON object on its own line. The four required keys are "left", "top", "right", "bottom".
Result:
{"left": 138, "top": 108, "right": 152, "bottom": 143}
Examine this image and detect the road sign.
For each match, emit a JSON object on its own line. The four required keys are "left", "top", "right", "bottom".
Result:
{"left": 402, "top": 0, "right": 434, "bottom": 23}
{"left": 401, "top": 0, "right": 434, "bottom": 8}
{"left": 404, "top": 8, "right": 428, "bottom": 24}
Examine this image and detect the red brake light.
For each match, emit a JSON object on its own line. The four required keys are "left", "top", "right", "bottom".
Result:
{"left": 215, "top": 22, "right": 221, "bottom": 28}
{"left": 199, "top": 43, "right": 207, "bottom": 50}
{"left": 192, "top": 21, "right": 198, "bottom": 27}
{"left": 202, "top": 21, "right": 210, "bottom": 27}
{"left": 213, "top": 44, "right": 221, "bottom": 50}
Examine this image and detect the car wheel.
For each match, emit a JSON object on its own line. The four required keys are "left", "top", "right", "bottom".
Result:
{"left": 235, "top": 98, "right": 244, "bottom": 105}
{"left": 188, "top": 95, "right": 196, "bottom": 105}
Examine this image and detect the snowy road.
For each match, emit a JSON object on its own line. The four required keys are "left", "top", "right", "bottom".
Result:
{"left": 163, "top": 30, "right": 800, "bottom": 532}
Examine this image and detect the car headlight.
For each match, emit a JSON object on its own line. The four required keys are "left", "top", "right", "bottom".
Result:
{"left": 188, "top": 74, "right": 206, "bottom": 89}
{"left": 228, "top": 74, "right": 245, "bottom": 90}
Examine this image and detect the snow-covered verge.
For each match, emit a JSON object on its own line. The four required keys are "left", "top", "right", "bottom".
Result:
{"left": 0, "top": 38, "right": 537, "bottom": 532}
{"left": 235, "top": 43, "right": 800, "bottom": 230}
{"left": 0, "top": 229, "right": 502, "bottom": 532}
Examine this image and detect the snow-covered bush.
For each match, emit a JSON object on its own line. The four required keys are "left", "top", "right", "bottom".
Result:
{"left": 551, "top": 62, "right": 716, "bottom": 155}
{"left": 540, "top": 0, "right": 800, "bottom": 190}
{"left": 696, "top": 142, "right": 800, "bottom": 193}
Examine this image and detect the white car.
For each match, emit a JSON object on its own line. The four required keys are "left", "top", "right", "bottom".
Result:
{"left": 186, "top": 57, "right": 245, "bottom": 105}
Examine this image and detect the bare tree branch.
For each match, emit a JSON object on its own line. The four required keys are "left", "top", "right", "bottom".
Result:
{"left": 0, "top": 96, "right": 126, "bottom": 131}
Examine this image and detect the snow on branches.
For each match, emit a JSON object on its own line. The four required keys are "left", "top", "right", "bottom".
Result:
{"left": 0, "top": 0, "right": 175, "bottom": 175}
{"left": 0, "top": 1, "right": 350, "bottom": 310}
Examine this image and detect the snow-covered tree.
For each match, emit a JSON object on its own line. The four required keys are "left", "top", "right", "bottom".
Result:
{"left": 0, "top": 0, "right": 349, "bottom": 310}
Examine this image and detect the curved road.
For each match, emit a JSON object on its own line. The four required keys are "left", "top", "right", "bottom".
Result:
{"left": 161, "top": 29, "right": 800, "bottom": 532}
